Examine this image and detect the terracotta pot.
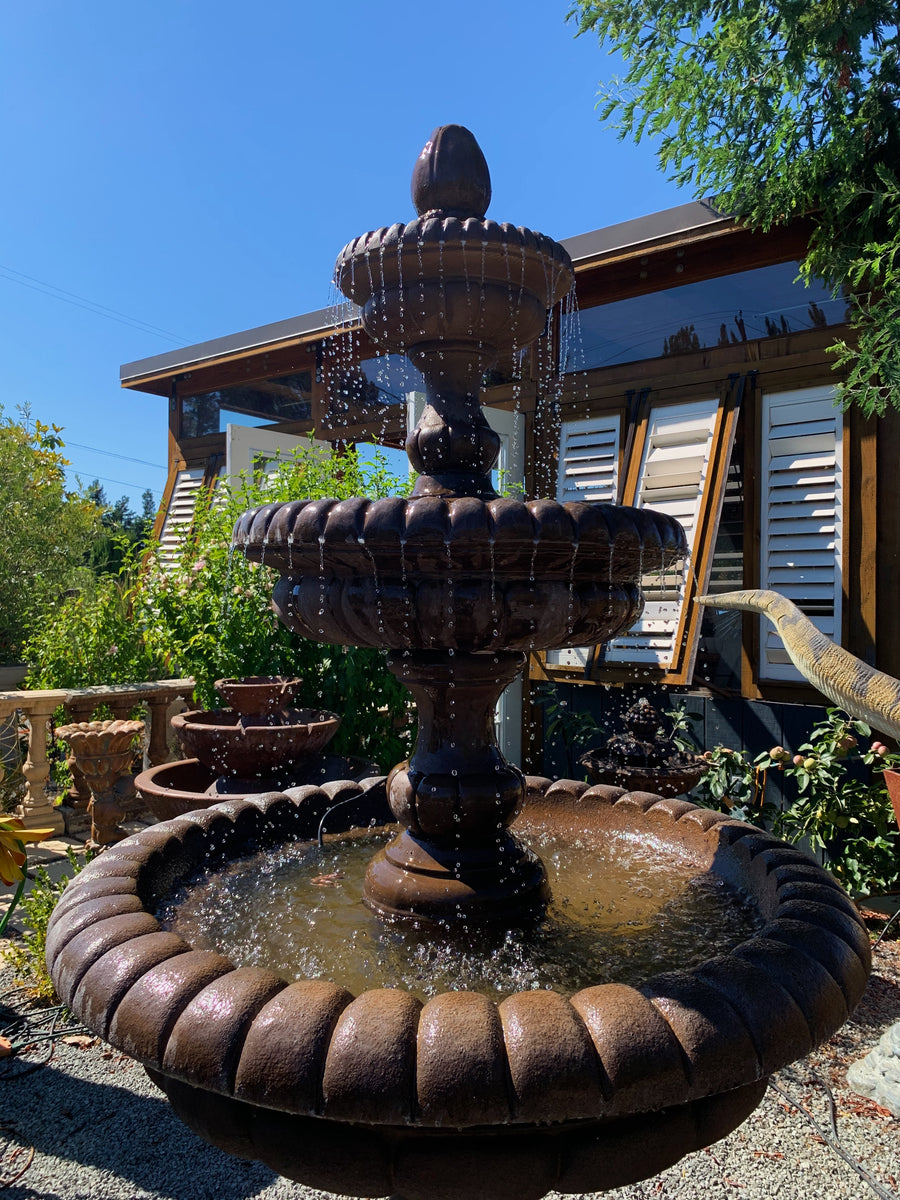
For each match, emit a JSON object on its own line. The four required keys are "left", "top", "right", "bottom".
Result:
{"left": 883, "top": 767, "right": 900, "bottom": 829}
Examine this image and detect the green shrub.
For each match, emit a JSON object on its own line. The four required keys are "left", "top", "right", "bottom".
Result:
{"left": 26, "top": 440, "right": 414, "bottom": 772}
{"left": 693, "top": 709, "right": 900, "bottom": 897}
{"left": 24, "top": 543, "right": 163, "bottom": 689}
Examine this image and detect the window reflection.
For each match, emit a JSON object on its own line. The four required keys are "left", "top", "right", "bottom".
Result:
{"left": 180, "top": 371, "right": 313, "bottom": 438}
{"left": 328, "top": 354, "right": 424, "bottom": 414}
{"left": 562, "top": 262, "right": 847, "bottom": 374}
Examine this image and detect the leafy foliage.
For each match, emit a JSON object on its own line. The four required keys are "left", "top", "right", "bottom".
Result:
{"left": 0, "top": 408, "right": 102, "bottom": 662}
{"left": 5, "top": 847, "right": 91, "bottom": 1002}
{"left": 692, "top": 709, "right": 900, "bottom": 895}
{"left": 569, "top": 0, "right": 900, "bottom": 415}
{"left": 533, "top": 684, "right": 604, "bottom": 776}
{"left": 24, "top": 541, "right": 162, "bottom": 689}
{"left": 26, "top": 439, "right": 414, "bottom": 771}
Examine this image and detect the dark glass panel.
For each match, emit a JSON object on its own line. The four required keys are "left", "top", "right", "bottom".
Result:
{"left": 562, "top": 262, "right": 847, "bottom": 374}
{"left": 180, "top": 371, "right": 313, "bottom": 438}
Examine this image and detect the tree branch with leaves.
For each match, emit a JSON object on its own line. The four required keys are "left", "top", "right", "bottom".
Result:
{"left": 569, "top": 0, "right": 900, "bottom": 415}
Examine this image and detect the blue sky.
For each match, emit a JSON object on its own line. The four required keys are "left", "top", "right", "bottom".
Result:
{"left": 2, "top": 1, "right": 685, "bottom": 511}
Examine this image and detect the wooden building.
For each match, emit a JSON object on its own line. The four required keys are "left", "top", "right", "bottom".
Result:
{"left": 121, "top": 200, "right": 900, "bottom": 764}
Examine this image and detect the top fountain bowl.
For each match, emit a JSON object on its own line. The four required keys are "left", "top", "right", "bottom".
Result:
{"left": 334, "top": 216, "right": 574, "bottom": 360}
{"left": 214, "top": 675, "right": 303, "bottom": 717}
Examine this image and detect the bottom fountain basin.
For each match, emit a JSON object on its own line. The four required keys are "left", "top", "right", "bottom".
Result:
{"left": 45, "top": 779, "right": 871, "bottom": 1200}
{"left": 133, "top": 755, "right": 379, "bottom": 820}
{"left": 154, "top": 1069, "right": 766, "bottom": 1200}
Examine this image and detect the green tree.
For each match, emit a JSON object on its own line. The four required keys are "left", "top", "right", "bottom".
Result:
{"left": 85, "top": 482, "right": 158, "bottom": 573}
{"left": 569, "top": 1, "right": 900, "bottom": 415}
{"left": 137, "top": 442, "right": 412, "bottom": 768}
{"left": 0, "top": 408, "right": 101, "bottom": 663}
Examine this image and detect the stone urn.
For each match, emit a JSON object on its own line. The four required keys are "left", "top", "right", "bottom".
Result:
{"left": 54, "top": 719, "right": 144, "bottom": 849}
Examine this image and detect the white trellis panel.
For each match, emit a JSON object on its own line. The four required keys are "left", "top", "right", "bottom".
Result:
{"left": 759, "top": 386, "right": 842, "bottom": 680}
{"left": 158, "top": 468, "right": 207, "bottom": 570}
{"left": 546, "top": 415, "right": 621, "bottom": 668}
{"left": 604, "top": 397, "right": 720, "bottom": 668}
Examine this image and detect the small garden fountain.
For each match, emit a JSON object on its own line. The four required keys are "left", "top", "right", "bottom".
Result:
{"left": 134, "top": 675, "right": 374, "bottom": 819}
{"left": 580, "top": 699, "right": 707, "bottom": 798}
{"left": 45, "top": 127, "right": 870, "bottom": 1200}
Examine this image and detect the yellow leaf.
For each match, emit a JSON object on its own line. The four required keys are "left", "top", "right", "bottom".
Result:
{"left": 0, "top": 841, "right": 26, "bottom": 886}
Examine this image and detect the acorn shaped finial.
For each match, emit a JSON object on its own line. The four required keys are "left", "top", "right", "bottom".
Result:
{"left": 411, "top": 125, "right": 491, "bottom": 219}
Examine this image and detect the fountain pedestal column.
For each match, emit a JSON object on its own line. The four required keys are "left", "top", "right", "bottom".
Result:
{"left": 364, "top": 650, "right": 547, "bottom": 922}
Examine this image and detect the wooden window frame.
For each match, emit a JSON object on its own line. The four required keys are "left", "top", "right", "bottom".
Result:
{"left": 534, "top": 376, "right": 743, "bottom": 688}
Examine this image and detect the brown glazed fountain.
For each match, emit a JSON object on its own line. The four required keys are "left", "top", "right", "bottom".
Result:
{"left": 134, "top": 676, "right": 365, "bottom": 820}
{"left": 45, "top": 127, "right": 870, "bottom": 1200}
{"left": 235, "top": 126, "right": 684, "bottom": 923}
{"left": 580, "top": 699, "right": 707, "bottom": 798}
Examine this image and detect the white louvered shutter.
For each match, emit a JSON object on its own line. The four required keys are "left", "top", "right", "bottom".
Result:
{"left": 604, "top": 398, "right": 719, "bottom": 668}
{"left": 158, "top": 468, "right": 207, "bottom": 569}
{"left": 555, "top": 416, "right": 620, "bottom": 504}
{"left": 759, "top": 386, "right": 842, "bottom": 680}
{"left": 545, "top": 415, "right": 621, "bottom": 668}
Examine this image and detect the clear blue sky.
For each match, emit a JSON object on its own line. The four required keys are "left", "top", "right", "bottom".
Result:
{"left": 2, "top": 1, "right": 685, "bottom": 511}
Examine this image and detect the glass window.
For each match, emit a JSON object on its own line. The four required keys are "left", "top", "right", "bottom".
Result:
{"left": 562, "top": 262, "right": 847, "bottom": 374}
{"left": 180, "top": 371, "right": 313, "bottom": 438}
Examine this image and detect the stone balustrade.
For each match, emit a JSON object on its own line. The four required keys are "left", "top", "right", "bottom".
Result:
{"left": 0, "top": 679, "right": 195, "bottom": 832}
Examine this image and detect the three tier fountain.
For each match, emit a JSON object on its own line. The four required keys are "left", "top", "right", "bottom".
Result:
{"left": 45, "top": 127, "right": 870, "bottom": 1200}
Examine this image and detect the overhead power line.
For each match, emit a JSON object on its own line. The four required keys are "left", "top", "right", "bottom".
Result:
{"left": 0, "top": 263, "right": 190, "bottom": 345}
{"left": 63, "top": 440, "right": 166, "bottom": 471}
{"left": 69, "top": 469, "right": 161, "bottom": 496}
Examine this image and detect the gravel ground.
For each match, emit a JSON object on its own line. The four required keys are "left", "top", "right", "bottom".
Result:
{"left": 1, "top": 924, "right": 897, "bottom": 1200}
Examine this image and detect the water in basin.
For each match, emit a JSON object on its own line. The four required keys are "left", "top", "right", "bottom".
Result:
{"left": 157, "top": 824, "right": 762, "bottom": 1001}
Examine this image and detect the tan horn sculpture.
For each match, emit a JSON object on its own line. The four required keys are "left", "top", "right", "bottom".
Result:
{"left": 698, "top": 589, "right": 900, "bottom": 739}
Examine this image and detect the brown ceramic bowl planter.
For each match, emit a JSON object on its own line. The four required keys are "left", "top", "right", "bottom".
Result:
{"left": 579, "top": 756, "right": 707, "bottom": 799}
{"left": 46, "top": 778, "right": 869, "bottom": 1200}
{"left": 170, "top": 708, "right": 340, "bottom": 776}
{"left": 213, "top": 675, "right": 303, "bottom": 717}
